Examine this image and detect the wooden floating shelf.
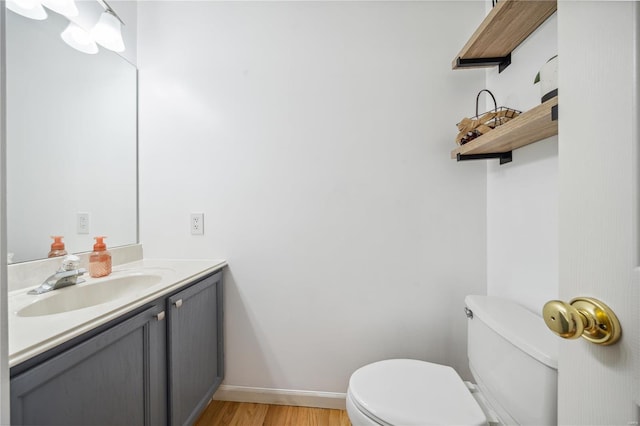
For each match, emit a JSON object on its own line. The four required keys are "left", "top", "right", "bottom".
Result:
{"left": 452, "top": 0, "right": 557, "bottom": 71}
{"left": 451, "top": 96, "right": 558, "bottom": 160}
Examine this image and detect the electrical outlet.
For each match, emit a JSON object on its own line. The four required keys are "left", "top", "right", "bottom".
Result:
{"left": 77, "top": 212, "right": 90, "bottom": 234}
{"left": 191, "top": 213, "right": 204, "bottom": 235}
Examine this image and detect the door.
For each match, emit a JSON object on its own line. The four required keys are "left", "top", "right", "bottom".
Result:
{"left": 10, "top": 304, "right": 167, "bottom": 426}
{"left": 0, "top": 5, "right": 9, "bottom": 425}
{"left": 557, "top": 2, "right": 639, "bottom": 424}
{"left": 167, "top": 271, "right": 224, "bottom": 426}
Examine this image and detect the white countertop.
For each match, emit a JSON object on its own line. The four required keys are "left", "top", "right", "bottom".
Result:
{"left": 8, "top": 258, "right": 227, "bottom": 367}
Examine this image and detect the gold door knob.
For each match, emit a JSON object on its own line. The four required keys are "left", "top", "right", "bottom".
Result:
{"left": 542, "top": 297, "right": 621, "bottom": 346}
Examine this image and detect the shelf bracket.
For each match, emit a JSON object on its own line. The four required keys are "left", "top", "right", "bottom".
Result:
{"left": 455, "top": 53, "right": 511, "bottom": 73}
{"left": 457, "top": 151, "right": 513, "bottom": 165}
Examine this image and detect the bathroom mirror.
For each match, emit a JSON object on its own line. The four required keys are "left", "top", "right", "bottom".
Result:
{"left": 6, "top": 10, "right": 137, "bottom": 264}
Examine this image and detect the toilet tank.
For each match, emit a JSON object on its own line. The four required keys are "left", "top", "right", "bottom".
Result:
{"left": 465, "top": 295, "right": 558, "bottom": 425}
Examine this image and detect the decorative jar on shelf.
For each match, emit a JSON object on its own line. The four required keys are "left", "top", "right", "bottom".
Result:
{"left": 534, "top": 55, "right": 558, "bottom": 103}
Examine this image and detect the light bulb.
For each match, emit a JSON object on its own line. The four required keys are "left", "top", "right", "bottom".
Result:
{"left": 61, "top": 22, "right": 98, "bottom": 54}
{"left": 41, "top": 0, "right": 78, "bottom": 17}
{"left": 90, "top": 10, "right": 125, "bottom": 52}
{"left": 6, "top": 0, "right": 47, "bottom": 20}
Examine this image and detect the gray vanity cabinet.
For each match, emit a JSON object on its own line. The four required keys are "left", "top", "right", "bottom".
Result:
{"left": 167, "top": 271, "right": 224, "bottom": 426}
{"left": 10, "top": 269, "right": 224, "bottom": 426}
{"left": 10, "top": 303, "right": 167, "bottom": 426}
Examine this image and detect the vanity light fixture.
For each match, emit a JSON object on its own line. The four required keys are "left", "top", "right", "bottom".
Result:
{"left": 90, "top": 0, "right": 125, "bottom": 52}
{"left": 6, "top": 0, "right": 48, "bottom": 20}
{"left": 61, "top": 21, "right": 99, "bottom": 54}
{"left": 8, "top": 0, "right": 125, "bottom": 55}
{"left": 41, "top": 0, "right": 78, "bottom": 18}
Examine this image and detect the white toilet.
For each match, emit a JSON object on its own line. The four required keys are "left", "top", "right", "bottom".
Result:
{"left": 346, "top": 295, "right": 558, "bottom": 425}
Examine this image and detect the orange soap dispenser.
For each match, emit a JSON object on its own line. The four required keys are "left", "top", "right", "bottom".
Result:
{"left": 48, "top": 236, "right": 68, "bottom": 258}
{"left": 89, "top": 236, "right": 112, "bottom": 278}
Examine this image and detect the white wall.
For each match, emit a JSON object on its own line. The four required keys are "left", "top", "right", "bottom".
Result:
{"left": 138, "top": 1, "right": 486, "bottom": 393}
{"left": 485, "top": 12, "right": 558, "bottom": 313}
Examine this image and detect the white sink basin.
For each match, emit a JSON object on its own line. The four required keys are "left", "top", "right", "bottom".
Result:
{"left": 17, "top": 274, "right": 163, "bottom": 317}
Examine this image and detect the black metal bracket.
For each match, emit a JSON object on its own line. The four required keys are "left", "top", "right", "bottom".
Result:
{"left": 551, "top": 105, "right": 558, "bottom": 121}
{"left": 455, "top": 53, "right": 512, "bottom": 73}
{"left": 542, "top": 89, "right": 558, "bottom": 104}
{"left": 457, "top": 151, "right": 513, "bottom": 165}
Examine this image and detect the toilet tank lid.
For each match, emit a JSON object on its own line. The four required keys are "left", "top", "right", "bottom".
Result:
{"left": 465, "top": 295, "right": 558, "bottom": 369}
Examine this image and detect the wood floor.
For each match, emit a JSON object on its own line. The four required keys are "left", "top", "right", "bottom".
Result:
{"left": 195, "top": 400, "right": 352, "bottom": 426}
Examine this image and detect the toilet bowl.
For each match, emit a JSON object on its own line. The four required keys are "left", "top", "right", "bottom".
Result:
{"left": 346, "top": 359, "right": 488, "bottom": 426}
{"left": 346, "top": 296, "right": 559, "bottom": 426}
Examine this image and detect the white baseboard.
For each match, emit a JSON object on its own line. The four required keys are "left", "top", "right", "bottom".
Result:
{"left": 213, "top": 385, "right": 347, "bottom": 410}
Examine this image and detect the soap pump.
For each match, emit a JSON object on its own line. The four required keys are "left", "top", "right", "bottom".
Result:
{"left": 48, "top": 236, "right": 68, "bottom": 258}
{"left": 89, "top": 236, "right": 112, "bottom": 278}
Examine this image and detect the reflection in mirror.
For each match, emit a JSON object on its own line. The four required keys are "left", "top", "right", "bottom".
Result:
{"left": 6, "top": 9, "right": 137, "bottom": 264}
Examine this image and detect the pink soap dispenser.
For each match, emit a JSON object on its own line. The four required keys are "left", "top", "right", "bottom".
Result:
{"left": 89, "top": 236, "right": 112, "bottom": 278}
{"left": 48, "top": 236, "right": 68, "bottom": 258}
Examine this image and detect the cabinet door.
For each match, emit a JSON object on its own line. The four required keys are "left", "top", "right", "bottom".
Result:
{"left": 11, "top": 304, "right": 167, "bottom": 426}
{"left": 167, "top": 272, "right": 223, "bottom": 426}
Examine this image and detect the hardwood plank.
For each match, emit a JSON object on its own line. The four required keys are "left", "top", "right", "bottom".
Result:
{"left": 263, "top": 404, "right": 296, "bottom": 426}
{"left": 328, "top": 408, "right": 351, "bottom": 426}
{"left": 309, "top": 407, "right": 331, "bottom": 426}
{"left": 197, "top": 401, "right": 352, "bottom": 426}
{"left": 295, "top": 406, "right": 325, "bottom": 426}
{"left": 196, "top": 400, "right": 240, "bottom": 426}
{"left": 228, "top": 402, "right": 269, "bottom": 426}
{"left": 194, "top": 399, "right": 223, "bottom": 425}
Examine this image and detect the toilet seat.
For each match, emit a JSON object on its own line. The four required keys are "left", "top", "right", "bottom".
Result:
{"left": 347, "top": 359, "right": 487, "bottom": 426}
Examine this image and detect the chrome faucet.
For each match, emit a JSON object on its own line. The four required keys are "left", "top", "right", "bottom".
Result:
{"left": 28, "top": 255, "right": 87, "bottom": 295}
